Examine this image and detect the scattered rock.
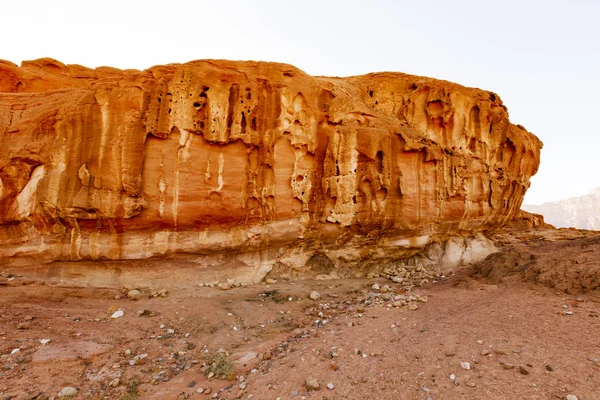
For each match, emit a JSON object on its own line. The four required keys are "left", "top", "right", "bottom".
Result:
{"left": 10, "top": 348, "right": 20, "bottom": 355}
{"left": 58, "top": 387, "right": 78, "bottom": 397}
{"left": 305, "top": 377, "right": 320, "bottom": 391}
{"left": 196, "top": 388, "right": 205, "bottom": 394}
{"left": 309, "top": 291, "right": 321, "bottom": 301}
{"left": 567, "top": 395, "right": 578, "bottom": 400}
{"left": 17, "top": 322, "right": 29, "bottom": 330}
{"left": 460, "top": 361, "right": 471, "bottom": 370}
{"left": 40, "top": 338, "right": 51, "bottom": 345}
{"left": 111, "top": 310, "right": 124, "bottom": 319}
{"left": 466, "top": 381, "right": 476, "bottom": 387}
{"left": 500, "top": 362, "right": 515, "bottom": 370}
{"left": 372, "top": 283, "right": 380, "bottom": 290}
{"left": 327, "top": 383, "right": 335, "bottom": 390}
{"left": 109, "top": 378, "right": 120, "bottom": 387}
{"left": 519, "top": 366, "right": 529, "bottom": 375}
{"left": 545, "top": 365, "right": 553, "bottom": 371}
{"left": 127, "top": 289, "right": 142, "bottom": 300}
{"left": 265, "top": 279, "right": 277, "bottom": 284}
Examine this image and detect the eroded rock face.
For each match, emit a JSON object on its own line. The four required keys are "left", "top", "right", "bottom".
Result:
{"left": 0, "top": 58, "right": 541, "bottom": 280}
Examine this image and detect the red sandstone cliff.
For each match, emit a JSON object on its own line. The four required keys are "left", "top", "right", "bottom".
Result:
{"left": 0, "top": 58, "right": 541, "bottom": 277}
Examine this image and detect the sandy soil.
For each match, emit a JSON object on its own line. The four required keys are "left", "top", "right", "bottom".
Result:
{"left": 1, "top": 226, "right": 599, "bottom": 400}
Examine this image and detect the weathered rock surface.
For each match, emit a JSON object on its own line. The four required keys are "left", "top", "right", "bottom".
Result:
{"left": 0, "top": 58, "right": 541, "bottom": 280}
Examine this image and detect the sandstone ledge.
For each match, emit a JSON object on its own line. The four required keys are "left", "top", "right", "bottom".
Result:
{"left": 0, "top": 58, "right": 541, "bottom": 279}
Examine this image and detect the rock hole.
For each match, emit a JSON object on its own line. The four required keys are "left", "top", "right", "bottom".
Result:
{"left": 241, "top": 112, "right": 247, "bottom": 133}
{"left": 157, "top": 97, "right": 161, "bottom": 103}
{"left": 247, "top": 92, "right": 252, "bottom": 100}
{"left": 193, "top": 102, "right": 202, "bottom": 108}
{"left": 251, "top": 117, "right": 257, "bottom": 131}
{"left": 283, "top": 72, "right": 293, "bottom": 77}
{"left": 368, "top": 90, "right": 374, "bottom": 97}
{"left": 409, "top": 83, "right": 418, "bottom": 91}
{"left": 296, "top": 175, "right": 304, "bottom": 182}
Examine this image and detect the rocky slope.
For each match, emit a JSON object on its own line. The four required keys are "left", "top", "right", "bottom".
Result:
{"left": 0, "top": 58, "right": 541, "bottom": 280}
{"left": 523, "top": 188, "right": 600, "bottom": 230}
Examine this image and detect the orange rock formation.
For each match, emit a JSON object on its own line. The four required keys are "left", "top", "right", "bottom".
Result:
{"left": 0, "top": 58, "right": 541, "bottom": 279}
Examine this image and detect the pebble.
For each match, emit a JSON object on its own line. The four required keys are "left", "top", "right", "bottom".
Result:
{"left": 567, "top": 395, "right": 578, "bottom": 400}
{"left": 466, "top": 381, "right": 476, "bottom": 387}
{"left": 372, "top": 283, "right": 380, "bottom": 290}
{"left": 10, "top": 348, "right": 20, "bottom": 355}
{"left": 127, "top": 289, "right": 142, "bottom": 300}
{"left": 460, "top": 361, "right": 471, "bottom": 370}
{"left": 40, "top": 338, "right": 51, "bottom": 345}
{"left": 309, "top": 291, "right": 321, "bottom": 301}
{"left": 266, "top": 279, "right": 277, "bottom": 284}
{"left": 449, "top": 373, "right": 455, "bottom": 380}
{"left": 519, "top": 366, "right": 529, "bottom": 375}
{"left": 327, "top": 383, "right": 335, "bottom": 390}
{"left": 58, "top": 387, "right": 78, "bottom": 397}
{"left": 111, "top": 310, "right": 124, "bottom": 319}
{"left": 305, "top": 377, "right": 320, "bottom": 391}
{"left": 109, "top": 378, "right": 120, "bottom": 387}
{"left": 196, "top": 388, "right": 205, "bottom": 394}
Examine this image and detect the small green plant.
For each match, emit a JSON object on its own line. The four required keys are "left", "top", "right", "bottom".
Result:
{"left": 121, "top": 378, "right": 140, "bottom": 400}
{"left": 205, "top": 352, "right": 234, "bottom": 380}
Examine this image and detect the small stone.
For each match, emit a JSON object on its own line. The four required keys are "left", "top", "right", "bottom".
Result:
{"left": 109, "top": 378, "right": 120, "bottom": 387}
{"left": 372, "top": 283, "right": 380, "bottom": 290}
{"left": 188, "top": 381, "right": 196, "bottom": 388}
{"left": 17, "top": 322, "right": 29, "bottom": 330}
{"left": 449, "top": 373, "right": 455, "bottom": 380}
{"left": 460, "top": 361, "right": 471, "bottom": 370}
{"left": 466, "top": 382, "right": 476, "bottom": 387}
{"left": 327, "top": 383, "right": 334, "bottom": 390}
{"left": 40, "top": 338, "right": 51, "bottom": 345}
{"left": 545, "top": 365, "right": 553, "bottom": 371}
{"left": 127, "top": 289, "right": 142, "bottom": 300}
{"left": 501, "top": 362, "right": 515, "bottom": 369}
{"left": 10, "top": 348, "right": 20, "bottom": 355}
{"left": 196, "top": 388, "right": 205, "bottom": 394}
{"left": 111, "top": 310, "right": 124, "bottom": 319}
{"left": 567, "top": 395, "right": 578, "bottom": 400}
{"left": 305, "top": 377, "right": 320, "bottom": 391}
{"left": 519, "top": 366, "right": 529, "bottom": 375}
{"left": 58, "top": 387, "right": 78, "bottom": 397}
{"left": 564, "top": 311, "right": 573, "bottom": 315}
{"left": 330, "top": 361, "right": 340, "bottom": 371}
{"left": 265, "top": 279, "right": 277, "bottom": 284}
{"left": 24, "top": 315, "right": 34, "bottom": 321}
{"left": 481, "top": 349, "right": 491, "bottom": 356}
{"left": 408, "top": 304, "right": 418, "bottom": 311}
{"left": 239, "top": 381, "right": 247, "bottom": 389}
{"left": 309, "top": 291, "right": 321, "bottom": 301}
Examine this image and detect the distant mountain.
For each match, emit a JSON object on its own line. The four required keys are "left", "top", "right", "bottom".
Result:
{"left": 522, "top": 188, "right": 600, "bottom": 230}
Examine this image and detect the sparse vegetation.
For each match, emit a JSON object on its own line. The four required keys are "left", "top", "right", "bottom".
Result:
{"left": 121, "top": 378, "right": 140, "bottom": 400}
{"left": 205, "top": 352, "right": 234, "bottom": 380}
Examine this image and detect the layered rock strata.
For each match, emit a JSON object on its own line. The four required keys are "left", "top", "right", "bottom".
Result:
{"left": 0, "top": 58, "right": 542, "bottom": 281}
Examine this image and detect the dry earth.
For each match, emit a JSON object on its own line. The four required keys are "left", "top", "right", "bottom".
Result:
{"left": 1, "top": 225, "right": 600, "bottom": 400}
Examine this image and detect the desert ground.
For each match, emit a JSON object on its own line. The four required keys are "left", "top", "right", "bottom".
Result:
{"left": 1, "top": 223, "right": 599, "bottom": 400}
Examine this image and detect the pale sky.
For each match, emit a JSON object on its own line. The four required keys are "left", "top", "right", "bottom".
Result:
{"left": 3, "top": 0, "right": 599, "bottom": 204}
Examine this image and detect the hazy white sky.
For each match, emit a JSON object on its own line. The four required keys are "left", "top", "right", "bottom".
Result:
{"left": 3, "top": 0, "right": 599, "bottom": 204}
